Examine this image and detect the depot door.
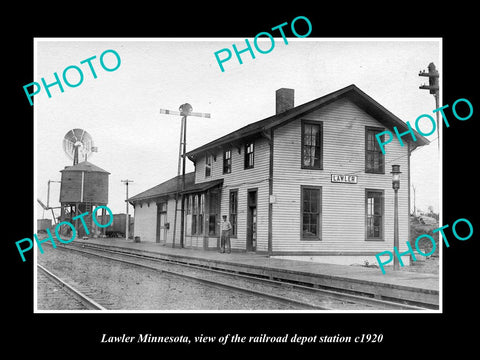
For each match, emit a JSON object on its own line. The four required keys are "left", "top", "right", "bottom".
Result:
{"left": 156, "top": 202, "right": 167, "bottom": 244}
{"left": 246, "top": 189, "right": 257, "bottom": 252}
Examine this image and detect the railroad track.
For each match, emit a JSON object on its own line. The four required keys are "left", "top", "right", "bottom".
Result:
{"left": 37, "top": 264, "right": 106, "bottom": 310}
{"left": 51, "top": 242, "right": 428, "bottom": 311}
{"left": 47, "top": 244, "right": 324, "bottom": 310}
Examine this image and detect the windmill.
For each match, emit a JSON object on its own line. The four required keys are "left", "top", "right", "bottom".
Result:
{"left": 63, "top": 128, "right": 98, "bottom": 165}
{"left": 59, "top": 129, "right": 110, "bottom": 237}
{"left": 37, "top": 128, "right": 97, "bottom": 226}
{"left": 159, "top": 103, "right": 211, "bottom": 248}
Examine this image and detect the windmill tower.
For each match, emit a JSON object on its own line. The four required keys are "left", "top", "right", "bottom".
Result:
{"left": 159, "top": 104, "right": 210, "bottom": 247}
{"left": 59, "top": 129, "right": 110, "bottom": 237}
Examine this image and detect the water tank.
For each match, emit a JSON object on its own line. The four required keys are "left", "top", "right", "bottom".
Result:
{"left": 60, "top": 161, "right": 110, "bottom": 204}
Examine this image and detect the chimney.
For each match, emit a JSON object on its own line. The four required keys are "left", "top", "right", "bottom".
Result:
{"left": 276, "top": 88, "right": 294, "bottom": 114}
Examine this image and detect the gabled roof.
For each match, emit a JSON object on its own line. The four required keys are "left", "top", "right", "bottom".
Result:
{"left": 186, "top": 84, "right": 429, "bottom": 160}
{"left": 60, "top": 160, "right": 110, "bottom": 174}
{"left": 127, "top": 172, "right": 223, "bottom": 204}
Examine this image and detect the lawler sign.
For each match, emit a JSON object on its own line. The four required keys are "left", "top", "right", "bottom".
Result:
{"left": 331, "top": 174, "right": 358, "bottom": 184}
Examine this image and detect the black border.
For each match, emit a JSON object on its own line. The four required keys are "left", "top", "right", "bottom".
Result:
{"left": 7, "top": 4, "right": 479, "bottom": 355}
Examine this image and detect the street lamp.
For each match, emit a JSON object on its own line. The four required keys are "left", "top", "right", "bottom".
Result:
{"left": 391, "top": 165, "right": 401, "bottom": 270}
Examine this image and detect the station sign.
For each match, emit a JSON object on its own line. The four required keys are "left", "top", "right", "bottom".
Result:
{"left": 331, "top": 174, "right": 358, "bottom": 184}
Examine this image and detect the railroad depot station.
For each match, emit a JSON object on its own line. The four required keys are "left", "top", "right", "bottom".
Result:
{"left": 36, "top": 84, "right": 439, "bottom": 311}
{"left": 127, "top": 84, "right": 429, "bottom": 266}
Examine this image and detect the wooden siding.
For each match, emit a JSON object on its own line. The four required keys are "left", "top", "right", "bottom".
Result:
{"left": 83, "top": 171, "right": 109, "bottom": 204}
{"left": 60, "top": 171, "right": 83, "bottom": 203}
{"left": 133, "top": 197, "right": 184, "bottom": 246}
{"left": 272, "top": 98, "right": 410, "bottom": 254}
{"left": 194, "top": 137, "right": 271, "bottom": 251}
{"left": 133, "top": 201, "right": 157, "bottom": 242}
{"left": 133, "top": 97, "right": 412, "bottom": 257}
{"left": 60, "top": 171, "right": 108, "bottom": 204}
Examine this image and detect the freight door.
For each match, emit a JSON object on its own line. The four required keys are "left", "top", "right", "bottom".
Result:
{"left": 156, "top": 202, "right": 167, "bottom": 244}
{"left": 246, "top": 189, "right": 257, "bottom": 252}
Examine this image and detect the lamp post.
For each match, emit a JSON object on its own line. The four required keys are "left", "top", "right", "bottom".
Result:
{"left": 391, "top": 165, "right": 401, "bottom": 270}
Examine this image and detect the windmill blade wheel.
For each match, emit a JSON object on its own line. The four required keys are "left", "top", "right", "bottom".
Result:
{"left": 63, "top": 128, "right": 95, "bottom": 164}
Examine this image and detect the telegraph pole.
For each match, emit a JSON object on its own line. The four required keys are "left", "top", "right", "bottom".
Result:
{"left": 121, "top": 179, "right": 133, "bottom": 239}
{"left": 419, "top": 62, "right": 440, "bottom": 150}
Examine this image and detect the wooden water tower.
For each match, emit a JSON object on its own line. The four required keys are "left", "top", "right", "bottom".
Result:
{"left": 59, "top": 129, "right": 110, "bottom": 237}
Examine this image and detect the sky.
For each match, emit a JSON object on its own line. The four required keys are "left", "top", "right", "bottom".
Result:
{"left": 34, "top": 38, "right": 441, "bottom": 220}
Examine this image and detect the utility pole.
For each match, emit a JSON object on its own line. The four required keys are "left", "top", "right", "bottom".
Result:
{"left": 419, "top": 62, "right": 440, "bottom": 150}
{"left": 159, "top": 104, "right": 210, "bottom": 248}
{"left": 121, "top": 179, "right": 134, "bottom": 239}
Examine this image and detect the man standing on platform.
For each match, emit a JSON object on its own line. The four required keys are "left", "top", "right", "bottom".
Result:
{"left": 220, "top": 215, "right": 232, "bottom": 254}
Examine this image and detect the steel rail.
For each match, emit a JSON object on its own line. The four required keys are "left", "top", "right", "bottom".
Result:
{"left": 37, "top": 264, "right": 107, "bottom": 310}
{"left": 56, "top": 244, "right": 327, "bottom": 310}
{"left": 59, "top": 243, "right": 428, "bottom": 310}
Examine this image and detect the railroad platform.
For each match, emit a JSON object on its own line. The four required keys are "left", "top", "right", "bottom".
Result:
{"left": 74, "top": 237, "right": 440, "bottom": 309}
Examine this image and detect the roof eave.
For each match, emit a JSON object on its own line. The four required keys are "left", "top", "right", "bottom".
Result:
{"left": 186, "top": 84, "right": 430, "bottom": 158}
{"left": 128, "top": 175, "right": 223, "bottom": 204}
{"left": 186, "top": 85, "right": 357, "bottom": 160}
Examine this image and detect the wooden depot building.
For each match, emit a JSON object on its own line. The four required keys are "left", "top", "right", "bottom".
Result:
{"left": 128, "top": 85, "right": 429, "bottom": 265}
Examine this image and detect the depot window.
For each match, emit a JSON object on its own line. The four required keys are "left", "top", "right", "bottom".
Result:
{"left": 301, "top": 120, "right": 323, "bottom": 169}
{"left": 186, "top": 195, "right": 192, "bottom": 215}
{"left": 366, "top": 189, "right": 384, "bottom": 240}
{"left": 244, "top": 142, "right": 254, "bottom": 169}
{"left": 301, "top": 186, "right": 322, "bottom": 240}
{"left": 365, "top": 127, "right": 385, "bottom": 174}
{"left": 205, "top": 154, "right": 212, "bottom": 177}
{"left": 192, "top": 194, "right": 205, "bottom": 235}
{"left": 199, "top": 193, "right": 204, "bottom": 234}
{"left": 191, "top": 195, "right": 198, "bottom": 235}
{"left": 208, "top": 190, "right": 219, "bottom": 236}
{"left": 223, "top": 149, "right": 232, "bottom": 174}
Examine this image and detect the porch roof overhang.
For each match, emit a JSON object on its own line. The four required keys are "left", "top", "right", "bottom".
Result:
{"left": 128, "top": 173, "right": 223, "bottom": 206}
{"left": 181, "top": 178, "right": 223, "bottom": 195}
